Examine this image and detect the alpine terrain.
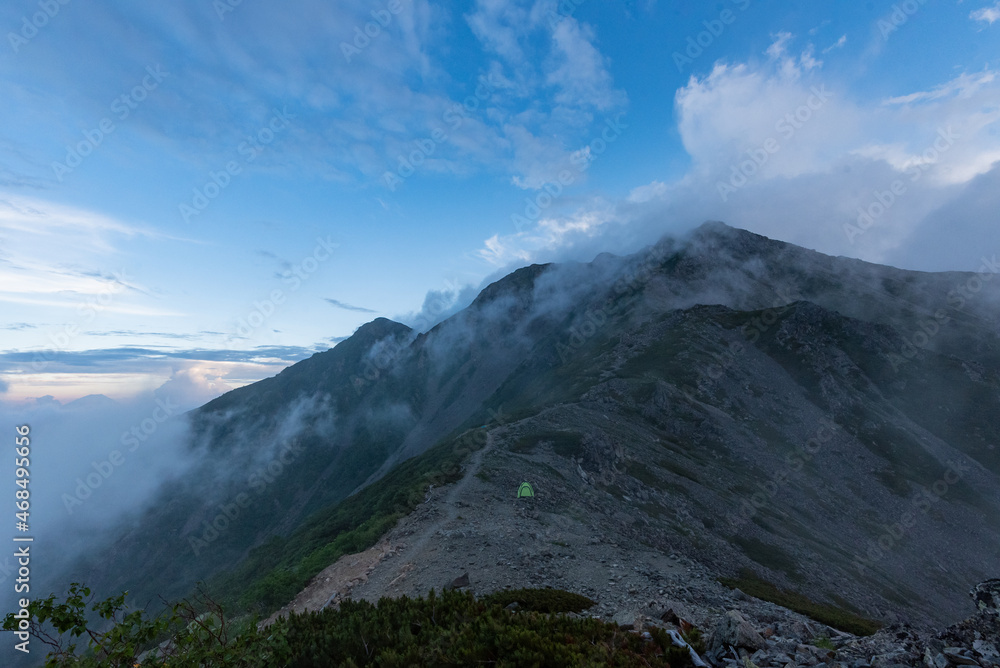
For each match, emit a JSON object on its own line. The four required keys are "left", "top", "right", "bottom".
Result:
{"left": 50, "top": 222, "right": 1000, "bottom": 666}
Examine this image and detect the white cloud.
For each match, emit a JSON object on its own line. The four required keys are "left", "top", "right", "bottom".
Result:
{"left": 799, "top": 45, "right": 822, "bottom": 72}
{"left": 153, "top": 363, "right": 236, "bottom": 409}
{"left": 478, "top": 233, "right": 533, "bottom": 266}
{"left": 970, "top": 2, "right": 1000, "bottom": 24}
{"left": 674, "top": 60, "right": 859, "bottom": 181}
{"left": 463, "top": 0, "right": 627, "bottom": 189}
{"left": 0, "top": 195, "right": 187, "bottom": 319}
{"left": 505, "top": 124, "right": 578, "bottom": 190}
{"left": 546, "top": 19, "right": 627, "bottom": 112}
{"left": 627, "top": 181, "right": 669, "bottom": 204}
{"left": 766, "top": 31, "right": 794, "bottom": 60}
{"left": 476, "top": 197, "right": 619, "bottom": 267}
{"left": 465, "top": 0, "right": 531, "bottom": 64}
{"left": 0, "top": 196, "right": 152, "bottom": 250}
{"left": 822, "top": 34, "right": 847, "bottom": 54}
{"left": 882, "top": 71, "right": 997, "bottom": 105}
{"left": 472, "top": 51, "right": 1000, "bottom": 274}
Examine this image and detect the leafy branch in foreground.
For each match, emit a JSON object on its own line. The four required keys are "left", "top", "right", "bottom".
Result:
{"left": 1, "top": 583, "right": 269, "bottom": 667}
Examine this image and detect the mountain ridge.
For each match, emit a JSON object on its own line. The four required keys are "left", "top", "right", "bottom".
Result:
{"left": 47, "top": 221, "right": 1000, "bottom": 639}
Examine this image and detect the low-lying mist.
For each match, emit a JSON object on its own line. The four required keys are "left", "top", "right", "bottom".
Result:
{"left": 0, "top": 392, "right": 195, "bottom": 609}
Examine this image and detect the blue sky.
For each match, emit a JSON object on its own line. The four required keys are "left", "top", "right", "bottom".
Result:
{"left": 1, "top": 0, "right": 999, "bottom": 405}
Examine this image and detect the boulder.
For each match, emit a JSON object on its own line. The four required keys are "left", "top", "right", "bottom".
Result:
{"left": 971, "top": 580, "right": 1000, "bottom": 619}
{"left": 446, "top": 572, "right": 470, "bottom": 590}
{"left": 612, "top": 608, "right": 641, "bottom": 629}
{"left": 709, "top": 610, "right": 768, "bottom": 654}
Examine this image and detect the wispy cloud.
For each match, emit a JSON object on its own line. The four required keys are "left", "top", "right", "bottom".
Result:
{"left": 257, "top": 250, "right": 293, "bottom": 277}
{"left": 324, "top": 298, "right": 377, "bottom": 314}
{"left": 0, "top": 295, "right": 185, "bottom": 317}
{"left": 83, "top": 330, "right": 221, "bottom": 339}
{"left": 463, "top": 0, "right": 627, "bottom": 188}
{"left": 766, "top": 31, "right": 795, "bottom": 60}
{"left": 0, "top": 196, "right": 160, "bottom": 248}
{"left": 882, "top": 71, "right": 997, "bottom": 105}
{"left": 822, "top": 34, "right": 847, "bottom": 53}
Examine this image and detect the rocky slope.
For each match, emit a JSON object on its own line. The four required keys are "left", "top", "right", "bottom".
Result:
{"left": 270, "top": 423, "right": 999, "bottom": 667}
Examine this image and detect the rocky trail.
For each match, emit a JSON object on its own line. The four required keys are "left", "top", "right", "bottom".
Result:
{"left": 264, "top": 433, "right": 498, "bottom": 623}
{"left": 383, "top": 430, "right": 498, "bottom": 577}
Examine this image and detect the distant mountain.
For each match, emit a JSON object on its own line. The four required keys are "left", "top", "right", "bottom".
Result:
{"left": 62, "top": 394, "right": 117, "bottom": 411}
{"left": 58, "top": 222, "right": 1000, "bottom": 627}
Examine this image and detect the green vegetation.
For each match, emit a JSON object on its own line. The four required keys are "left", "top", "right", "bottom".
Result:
{"left": 1, "top": 583, "right": 266, "bottom": 668}
{"left": 813, "top": 635, "right": 836, "bottom": 650}
{"left": 657, "top": 457, "right": 702, "bottom": 484}
{"left": 731, "top": 536, "right": 802, "bottom": 581}
{"left": 206, "top": 428, "right": 486, "bottom": 616}
{"left": 626, "top": 461, "right": 660, "bottom": 486}
{"left": 6, "top": 586, "right": 701, "bottom": 667}
{"left": 719, "top": 569, "right": 883, "bottom": 636}
{"left": 639, "top": 501, "right": 665, "bottom": 519}
{"left": 480, "top": 587, "right": 596, "bottom": 613}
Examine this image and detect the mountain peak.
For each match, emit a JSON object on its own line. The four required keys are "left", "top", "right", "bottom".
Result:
{"left": 352, "top": 317, "right": 411, "bottom": 343}
{"left": 693, "top": 219, "right": 734, "bottom": 235}
{"left": 470, "top": 263, "right": 552, "bottom": 310}
{"left": 684, "top": 220, "right": 792, "bottom": 261}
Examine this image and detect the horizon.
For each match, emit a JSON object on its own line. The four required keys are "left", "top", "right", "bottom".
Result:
{"left": 8, "top": 218, "right": 998, "bottom": 409}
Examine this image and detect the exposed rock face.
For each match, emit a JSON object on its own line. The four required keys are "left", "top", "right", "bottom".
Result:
{"left": 973, "top": 581, "right": 1000, "bottom": 620}
{"left": 708, "top": 609, "right": 768, "bottom": 654}
{"left": 446, "top": 572, "right": 471, "bottom": 590}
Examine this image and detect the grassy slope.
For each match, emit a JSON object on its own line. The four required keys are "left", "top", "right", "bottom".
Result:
{"left": 204, "top": 424, "right": 488, "bottom": 616}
